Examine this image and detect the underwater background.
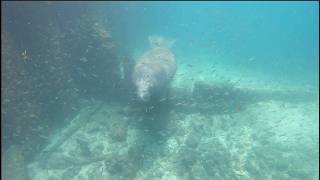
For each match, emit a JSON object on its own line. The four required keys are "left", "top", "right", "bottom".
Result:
{"left": 1, "top": 1, "right": 319, "bottom": 180}
{"left": 104, "top": 1, "right": 319, "bottom": 87}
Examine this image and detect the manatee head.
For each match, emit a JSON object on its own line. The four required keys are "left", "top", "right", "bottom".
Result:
{"left": 135, "top": 76, "right": 154, "bottom": 102}
{"left": 133, "top": 63, "right": 157, "bottom": 102}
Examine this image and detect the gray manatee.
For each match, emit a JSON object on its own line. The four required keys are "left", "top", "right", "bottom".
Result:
{"left": 132, "top": 36, "right": 177, "bottom": 102}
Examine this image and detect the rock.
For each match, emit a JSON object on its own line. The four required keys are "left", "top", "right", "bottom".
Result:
{"left": 109, "top": 118, "right": 128, "bottom": 142}
{"left": 61, "top": 166, "right": 81, "bottom": 180}
{"left": 46, "top": 154, "right": 75, "bottom": 169}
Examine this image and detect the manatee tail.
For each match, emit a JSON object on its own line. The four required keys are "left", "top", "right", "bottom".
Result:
{"left": 148, "top": 35, "right": 175, "bottom": 49}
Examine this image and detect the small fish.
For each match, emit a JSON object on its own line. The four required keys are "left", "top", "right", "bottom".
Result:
{"left": 275, "top": 120, "right": 282, "bottom": 124}
{"left": 25, "top": 137, "right": 30, "bottom": 142}
{"left": 249, "top": 57, "right": 255, "bottom": 61}
{"left": 80, "top": 57, "right": 88, "bottom": 63}
{"left": 159, "top": 98, "right": 167, "bottom": 102}
{"left": 21, "top": 49, "right": 28, "bottom": 60}
{"left": 71, "top": 107, "right": 78, "bottom": 111}
{"left": 175, "top": 102, "right": 186, "bottom": 106}
{"left": 28, "top": 114, "right": 37, "bottom": 118}
{"left": 22, "top": 91, "right": 29, "bottom": 94}
{"left": 39, "top": 134, "right": 48, "bottom": 140}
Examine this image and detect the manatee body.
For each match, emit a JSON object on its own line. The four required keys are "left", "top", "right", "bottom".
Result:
{"left": 132, "top": 37, "right": 176, "bottom": 102}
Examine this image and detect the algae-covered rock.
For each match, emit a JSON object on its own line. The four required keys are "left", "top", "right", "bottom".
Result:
{"left": 61, "top": 166, "right": 81, "bottom": 180}
{"left": 198, "top": 138, "right": 232, "bottom": 177}
{"left": 108, "top": 116, "right": 129, "bottom": 142}
{"left": 45, "top": 153, "right": 75, "bottom": 169}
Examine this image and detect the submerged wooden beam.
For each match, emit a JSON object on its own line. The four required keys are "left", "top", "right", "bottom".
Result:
{"left": 38, "top": 102, "right": 105, "bottom": 164}
{"left": 169, "top": 81, "right": 318, "bottom": 114}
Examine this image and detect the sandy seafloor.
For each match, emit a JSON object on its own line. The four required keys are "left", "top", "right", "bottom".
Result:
{"left": 27, "top": 57, "right": 319, "bottom": 180}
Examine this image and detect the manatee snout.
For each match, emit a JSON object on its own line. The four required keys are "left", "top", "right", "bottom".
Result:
{"left": 135, "top": 77, "right": 153, "bottom": 102}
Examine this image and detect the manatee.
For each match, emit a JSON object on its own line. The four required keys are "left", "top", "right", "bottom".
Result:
{"left": 132, "top": 36, "right": 177, "bottom": 102}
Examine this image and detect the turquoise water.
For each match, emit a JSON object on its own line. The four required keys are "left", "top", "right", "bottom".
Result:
{"left": 2, "top": 2, "right": 319, "bottom": 180}
{"left": 100, "top": 1, "right": 319, "bottom": 88}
